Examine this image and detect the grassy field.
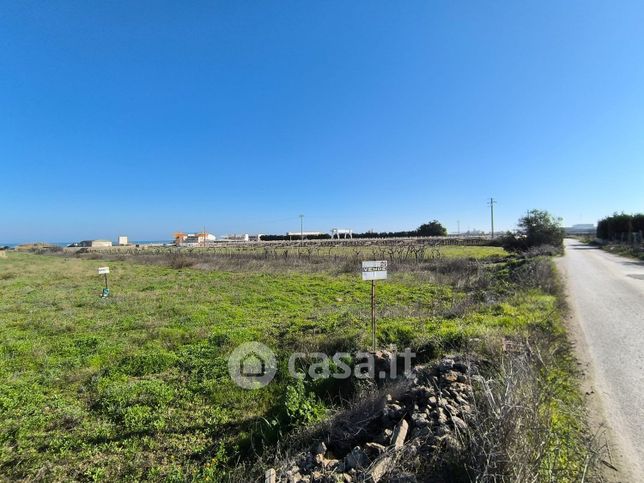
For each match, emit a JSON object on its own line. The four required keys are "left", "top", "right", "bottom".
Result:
{"left": 160, "top": 244, "right": 508, "bottom": 260}
{"left": 0, "top": 248, "right": 577, "bottom": 480}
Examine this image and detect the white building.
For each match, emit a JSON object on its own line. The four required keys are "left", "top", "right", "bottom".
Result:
{"left": 220, "top": 234, "right": 250, "bottom": 242}
{"left": 287, "top": 231, "right": 323, "bottom": 240}
{"left": 175, "top": 232, "right": 216, "bottom": 246}
{"left": 331, "top": 228, "right": 353, "bottom": 239}
{"left": 79, "top": 240, "right": 113, "bottom": 248}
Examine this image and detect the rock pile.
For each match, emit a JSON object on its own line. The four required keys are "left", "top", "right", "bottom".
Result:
{"left": 267, "top": 356, "right": 474, "bottom": 483}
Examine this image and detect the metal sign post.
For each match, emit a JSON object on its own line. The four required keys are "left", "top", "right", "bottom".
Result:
{"left": 362, "top": 261, "right": 388, "bottom": 352}
{"left": 371, "top": 279, "right": 376, "bottom": 352}
{"left": 98, "top": 266, "right": 110, "bottom": 298}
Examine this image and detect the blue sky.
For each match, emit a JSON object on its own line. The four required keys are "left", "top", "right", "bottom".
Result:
{"left": 1, "top": 1, "right": 643, "bottom": 243}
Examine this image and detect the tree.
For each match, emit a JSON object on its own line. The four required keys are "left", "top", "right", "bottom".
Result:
{"left": 519, "top": 210, "right": 564, "bottom": 247}
{"left": 416, "top": 220, "right": 447, "bottom": 237}
{"left": 502, "top": 209, "right": 564, "bottom": 251}
{"left": 597, "top": 212, "right": 643, "bottom": 241}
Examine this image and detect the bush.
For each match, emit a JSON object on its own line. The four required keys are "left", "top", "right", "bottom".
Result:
{"left": 510, "top": 257, "right": 563, "bottom": 296}
{"left": 417, "top": 220, "right": 448, "bottom": 237}
{"left": 167, "top": 253, "right": 196, "bottom": 269}
{"left": 283, "top": 378, "right": 326, "bottom": 427}
{"left": 502, "top": 210, "right": 564, "bottom": 252}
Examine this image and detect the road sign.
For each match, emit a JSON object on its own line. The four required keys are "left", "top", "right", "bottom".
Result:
{"left": 98, "top": 267, "right": 110, "bottom": 297}
{"left": 362, "top": 260, "right": 387, "bottom": 281}
{"left": 362, "top": 261, "right": 388, "bottom": 352}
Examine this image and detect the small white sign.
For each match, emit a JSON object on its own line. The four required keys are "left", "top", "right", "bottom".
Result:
{"left": 98, "top": 267, "right": 110, "bottom": 275}
{"left": 362, "top": 260, "right": 388, "bottom": 281}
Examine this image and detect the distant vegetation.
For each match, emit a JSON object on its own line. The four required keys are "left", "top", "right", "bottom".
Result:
{"left": 13, "top": 242, "right": 63, "bottom": 253}
{"left": 594, "top": 213, "right": 644, "bottom": 260}
{"left": 596, "top": 212, "right": 644, "bottom": 241}
{"left": 260, "top": 220, "right": 449, "bottom": 241}
{"left": 416, "top": 220, "right": 448, "bottom": 237}
{"left": 501, "top": 210, "right": 565, "bottom": 252}
{"left": 354, "top": 219, "right": 448, "bottom": 238}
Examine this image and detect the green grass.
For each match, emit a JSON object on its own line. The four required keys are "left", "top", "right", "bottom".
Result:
{"left": 0, "top": 250, "right": 556, "bottom": 480}
{"left": 421, "top": 245, "right": 506, "bottom": 258}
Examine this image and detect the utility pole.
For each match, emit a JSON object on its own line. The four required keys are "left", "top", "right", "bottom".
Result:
{"left": 457, "top": 220, "right": 460, "bottom": 236}
{"left": 299, "top": 214, "right": 304, "bottom": 246}
{"left": 488, "top": 198, "right": 496, "bottom": 238}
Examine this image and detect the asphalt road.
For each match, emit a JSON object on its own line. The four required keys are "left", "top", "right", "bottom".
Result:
{"left": 558, "top": 239, "right": 644, "bottom": 480}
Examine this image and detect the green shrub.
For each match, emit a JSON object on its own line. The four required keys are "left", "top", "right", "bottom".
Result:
{"left": 416, "top": 220, "right": 448, "bottom": 236}
{"left": 283, "top": 378, "right": 326, "bottom": 427}
{"left": 502, "top": 210, "right": 564, "bottom": 252}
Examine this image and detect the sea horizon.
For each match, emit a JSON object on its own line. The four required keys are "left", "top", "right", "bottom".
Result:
{"left": 2, "top": 240, "right": 172, "bottom": 248}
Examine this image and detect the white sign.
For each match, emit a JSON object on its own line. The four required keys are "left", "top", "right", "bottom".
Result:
{"left": 362, "top": 260, "right": 388, "bottom": 281}
{"left": 98, "top": 267, "right": 110, "bottom": 275}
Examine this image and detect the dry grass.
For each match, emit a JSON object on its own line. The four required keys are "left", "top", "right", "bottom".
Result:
{"left": 65, "top": 244, "right": 506, "bottom": 274}
{"left": 455, "top": 335, "right": 604, "bottom": 482}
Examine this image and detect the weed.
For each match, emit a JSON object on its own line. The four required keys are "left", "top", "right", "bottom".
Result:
{"left": 283, "top": 378, "right": 326, "bottom": 427}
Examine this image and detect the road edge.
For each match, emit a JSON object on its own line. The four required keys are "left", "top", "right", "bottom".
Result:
{"left": 555, "top": 254, "right": 637, "bottom": 483}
